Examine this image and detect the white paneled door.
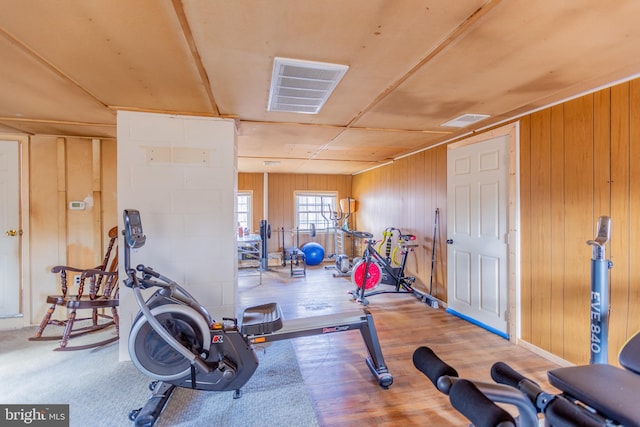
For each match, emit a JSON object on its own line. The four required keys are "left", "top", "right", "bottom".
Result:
{"left": 447, "top": 135, "right": 509, "bottom": 337}
{"left": 0, "top": 140, "right": 20, "bottom": 316}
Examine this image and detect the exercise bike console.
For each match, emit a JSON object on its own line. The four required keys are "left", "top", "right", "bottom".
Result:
{"left": 123, "top": 209, "right": 145, "bottom": 249}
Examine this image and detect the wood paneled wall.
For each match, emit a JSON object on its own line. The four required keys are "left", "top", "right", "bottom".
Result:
{"left": 352, "top": 147, "right": 447, "bottom": 300}
{"left": 521, "top": 80, "right": 640, "bottom": 364}
{"left": 238, "top": 173, "right": 352, "bottom": 254}
{"left": 29, "top": 136, "right": 116, "bottom": 322}
{"left": 353, "top": 79, "right": 640, "bottom": 365}
{"left": 23, "top": 78, "right": 640, "bottom": 364}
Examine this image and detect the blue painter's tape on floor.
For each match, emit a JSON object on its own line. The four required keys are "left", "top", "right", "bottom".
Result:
{"left": 446, "top": 308, "right": 510, "bottom": 340}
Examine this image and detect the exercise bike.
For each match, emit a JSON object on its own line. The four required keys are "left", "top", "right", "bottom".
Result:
{"left": 122, "top": 209, "right": 393, "bottom": 427}
{"left": 412, "top": 333, "right": 640, "bottom": 427}
{"left": 348, "top": 229, "right": 436, "bottom": 307}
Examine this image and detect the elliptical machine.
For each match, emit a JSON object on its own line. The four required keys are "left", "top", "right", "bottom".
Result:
{"left": 122, "top": 209, "right": 393, "bottom": 426}
{"left": 322, "top": 198, "right": 355, "bottom": 277}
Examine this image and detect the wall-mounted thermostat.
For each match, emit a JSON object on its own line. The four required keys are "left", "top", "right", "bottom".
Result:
{"left": 69, "top": 201, "right": 86, "bottom": 210}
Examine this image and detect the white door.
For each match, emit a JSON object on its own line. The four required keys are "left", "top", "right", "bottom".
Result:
{"left": 447, "top": 135, "right": 509, "bottom": 337}
{"left": 0, "top": 141, "right": 20, "bottom": 316}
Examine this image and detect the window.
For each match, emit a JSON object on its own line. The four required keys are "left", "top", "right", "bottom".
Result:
{"left": 295, "top": 192, "right": 337, "bottom": 231}
{"left": 237, "top": 192, "right": 252, "bottom": 232}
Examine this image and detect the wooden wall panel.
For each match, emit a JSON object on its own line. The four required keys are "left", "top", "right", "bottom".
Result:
{"left": 593, "top": 90, "right": 611, "bottom": 218}
{"left": 549, "top": 104, "right": 565, "bottom": 357}
{"left": 352, "top": 145, "right": 446, "bottom": 299}
{"left": 610, "top": 83, "right": 631, "bottom": 357}
{"left": 28, "top": 136, "right": 116, "bottom": 324}
{"left": 629, "top": 80, "right": 640, "bottom": 336}
{"left": 101, "top": 139, "right": 118, "bottom": 236}
{"left": 29, "top": 137, "right": 60, "bottom": 320}
{"left": 529, "top": 110, "right": 552, "bottom": 352}
{"left": 435, "top": 144, "right": 447, "bottom": 300}
{"left": 520, "top": 78, "right": 640, "bottom": 364}
{"left": 66, "top": 138, "right": 94, "bottom": 267}
{"left": 562, "top": 96, "right": 594, "bottom": 364}
{"left": 519, "top": 115, "right": 532, "bottom": 343}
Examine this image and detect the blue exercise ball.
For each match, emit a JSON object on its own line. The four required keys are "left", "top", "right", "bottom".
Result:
{"left": 301, "top": 242, "right": 325, "bottom": 266}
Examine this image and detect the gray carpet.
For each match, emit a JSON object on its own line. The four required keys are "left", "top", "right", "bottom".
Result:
{"left": 0, "top": 326, "right": 319, "bottom": 427}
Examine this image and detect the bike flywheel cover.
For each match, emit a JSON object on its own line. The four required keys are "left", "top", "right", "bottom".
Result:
{"left": 129, "top": 304, "right": 211, "bottom": 382}
{"left": 351, "top": 260, "right": 382, "bottom": 291}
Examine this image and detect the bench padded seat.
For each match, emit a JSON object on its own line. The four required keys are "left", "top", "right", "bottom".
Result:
{"left": 548, "top": 364, "right": 640, "bottom": 427}
{"left": 619, "top": 331, "right": 640, "bottom": 375}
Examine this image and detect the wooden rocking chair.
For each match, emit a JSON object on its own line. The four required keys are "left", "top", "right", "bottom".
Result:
{"left": 30, "top": 226, "right": 120, "bottom": 351}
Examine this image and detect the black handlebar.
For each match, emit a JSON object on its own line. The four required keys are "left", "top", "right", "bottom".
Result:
{"left": 449, "top": 379, "right": 516, "bottom": 427}
{"left": 490, "top": 361, "right": 527, "bottom": 387}
{"left": 399, "top": 234, "right": 416, "bottom": 241}
{"left": 347, "top": 229, "right": 416, "bottom": 242}
{"left": 491, "top": 362, "right": 541, "bottom": 404}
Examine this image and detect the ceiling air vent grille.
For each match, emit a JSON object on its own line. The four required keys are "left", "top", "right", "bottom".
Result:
{"left": 441, "top": 113, "right": 490, "bottom": 128}
{"left": 268, "top": 57, "right": 349, "bottom": 114}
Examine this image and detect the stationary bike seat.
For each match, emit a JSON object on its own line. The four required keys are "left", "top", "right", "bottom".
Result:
{"left": 348, "top": 230, "right": 374, "bottom": 240}
{"left": 548, "top": 364, "right": 640, "bottom": 427}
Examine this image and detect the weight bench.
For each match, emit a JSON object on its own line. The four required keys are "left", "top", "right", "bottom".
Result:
{"left": 281, "top": 226, "right": 306, "bottom": 277}
{"left": 547, "top": 331, "right": 640, "bottom": 427}
{"left": 414, "top": 330, "right": 640, "bottom": 427}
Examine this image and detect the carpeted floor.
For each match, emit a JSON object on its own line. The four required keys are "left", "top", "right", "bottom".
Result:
{"left": 0, "top": 325, "right": 319, "bottom": 427}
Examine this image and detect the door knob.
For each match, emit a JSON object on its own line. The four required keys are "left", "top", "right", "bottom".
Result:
{"left": 446, "top": 239, "right": 453, "bottom": 244}
{"left": 5, "top": 229, "right": 19, "bottom": 237}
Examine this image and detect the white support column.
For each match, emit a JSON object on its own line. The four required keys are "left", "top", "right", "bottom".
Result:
{"left": 117, "top": 111, "right": 237, "bottom": 361}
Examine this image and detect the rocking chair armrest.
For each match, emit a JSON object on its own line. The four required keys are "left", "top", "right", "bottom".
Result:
{"left": 51, "top": 265, "right": 104, "bottom": 297}
{"left": 80, "top": 268, "right": 118, "bottom": 278}
{"left": 51, "top": 265, "right": 104, "bottom": 274}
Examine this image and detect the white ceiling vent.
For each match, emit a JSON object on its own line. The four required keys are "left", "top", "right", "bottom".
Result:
{"left": 268, "top": 57, "right": 349, "bottom": 114}
{"left": 441, "top": 113, "right": 490, "bottom": 128}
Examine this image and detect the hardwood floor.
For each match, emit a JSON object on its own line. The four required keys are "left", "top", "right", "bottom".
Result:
{"left": 238, "top": 264, "right": 562, "bottom": 426}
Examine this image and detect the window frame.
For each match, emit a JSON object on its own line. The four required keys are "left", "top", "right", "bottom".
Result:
{"left": 294, "top": 191, "right": 337, "bottom": 231}
{"left": 237, "top": 191, "right": 252, "bottom": 232}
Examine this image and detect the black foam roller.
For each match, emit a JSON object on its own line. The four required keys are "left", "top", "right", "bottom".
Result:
{"left": 412, "top": 346, "right": 458, "bottom": 389}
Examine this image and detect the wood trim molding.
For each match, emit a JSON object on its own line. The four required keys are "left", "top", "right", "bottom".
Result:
{"left": 56, "top": 137, "right": 67, "bottom": 265}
